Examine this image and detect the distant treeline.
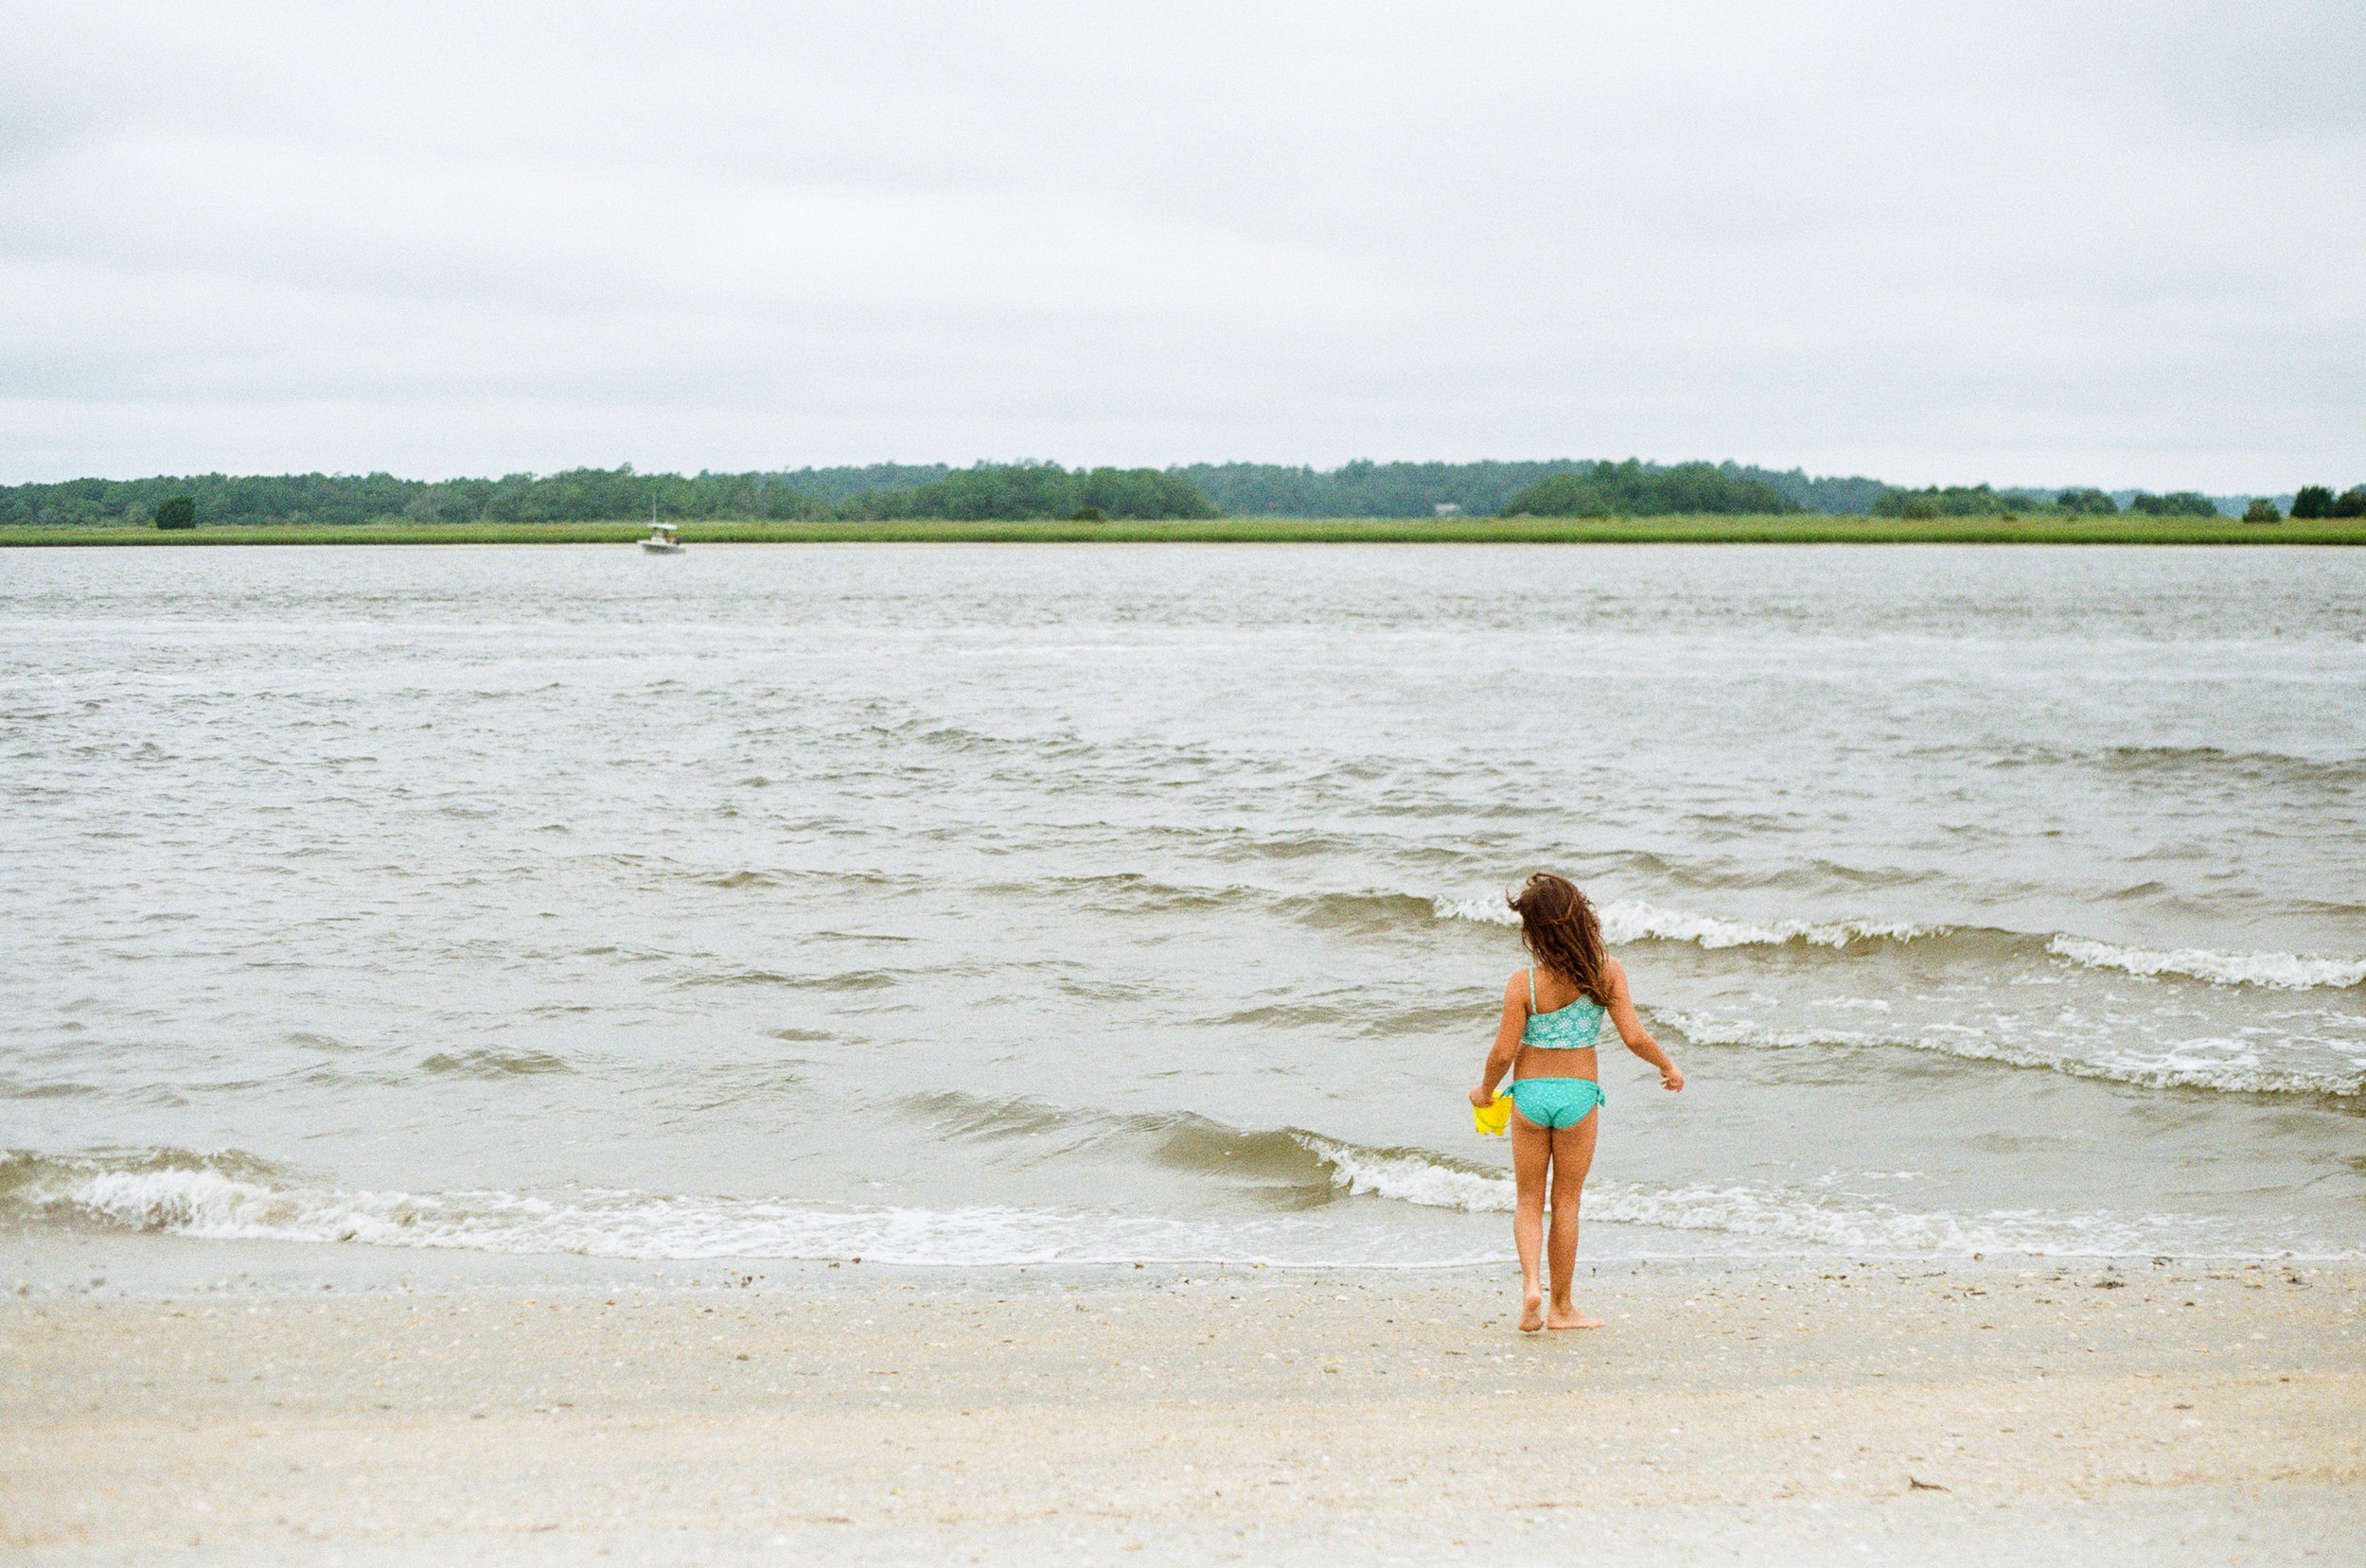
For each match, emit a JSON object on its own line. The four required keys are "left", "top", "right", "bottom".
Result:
{"left": 7, "top": 468, "right": 833, "bottom": 528}
{"left": 1867, "top": 484, "right": 2222, "bottom": 519}
{"left": 2285, "top": 484, "right": 2366, "bottom": 519}
{"left": 0, "top": 464, "right": 1212, "bottom": 526}
{"left": 1500, "top": 461, "right": 1799, "bottom": 517}
{"left": 1178, "top": 460, "right": 1881, "bottom": 518}
{"left": 1864, "top": 484, "right": 2363, "bottom": 520}
{"left": 838, "top": 463, "right": 1217, "bottom": 520}
{"left": 9, "top": 463, "right": 2352, "bottom": 528}
{"left": 0, "top": 458, "right": 1886, "bottom": 527}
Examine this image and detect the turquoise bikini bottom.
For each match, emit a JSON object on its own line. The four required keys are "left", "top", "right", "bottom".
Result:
{"left": 1507, "top": 1077, "right": 1605, "bottom": 1130}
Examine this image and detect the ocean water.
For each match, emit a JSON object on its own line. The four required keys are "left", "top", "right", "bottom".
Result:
{"left": 3, "top": 542, "right": 2360, "bottom": 1272}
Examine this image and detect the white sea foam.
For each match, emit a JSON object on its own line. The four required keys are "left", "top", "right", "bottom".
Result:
{"left": 1433, "top": 894, "right": 1933, "bottom": 949}
{"left": 1438, "top": 890, "right": 2365, "bottom": 991}
{"left": 2049, "top": 936, "right": 2366, "bottom": 990}
{"left": 1294, "top": 1135, "right": 1513, "bottom": 1212}
{"left": 1439, "top": 893, "right": 2366, "bottom": 993}
{"left": 1290, "top": 1136, "right": 2254, "bottom": 1256}
{"left": 1430, "top": 895, "right": 1519, "bottom": 926}
{"left": 1578, "top": 1181, "right": 2234, "bottom": 1258}
{"left": 21, "top": 1161, "right": 1480, "bottom": 1268}
{"left": 1598, "top": 900, "right": 1939, "bottom": 950}
{"left": 1657, "top": 1008, "right": 2365, "bottom": 1096}
{"left": 21, "top": 1153, "right": 2314, "bottom": 1264}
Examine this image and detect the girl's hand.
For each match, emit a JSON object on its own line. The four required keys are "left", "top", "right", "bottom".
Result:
{"left": 1660, "top": 1064, "right": 1686, "bottom": 1093}
{"left": 1469, "top": 1084, "right": 1495, "bottom": 1108}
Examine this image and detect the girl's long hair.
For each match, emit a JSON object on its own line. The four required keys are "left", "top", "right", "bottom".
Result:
{"left": 1509, "top": 872, "right": 1615, "bottom": 1006}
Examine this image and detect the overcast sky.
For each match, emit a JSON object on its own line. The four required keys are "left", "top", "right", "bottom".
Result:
{"left": 3, "top": 1, "right": 2359, "bottom": 488}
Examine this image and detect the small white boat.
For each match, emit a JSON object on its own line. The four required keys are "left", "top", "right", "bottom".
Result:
{"left": 642, "top": 521, "right": 683, "bottom": 554}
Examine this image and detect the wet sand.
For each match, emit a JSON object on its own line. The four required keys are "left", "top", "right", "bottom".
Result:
{"left": 5, "top": 1260, "right": 2358, "bottom": 1565}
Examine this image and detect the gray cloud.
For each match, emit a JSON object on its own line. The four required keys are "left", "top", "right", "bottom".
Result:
{"left": 2, "top": 0, "right": 2358, "bottom": 486}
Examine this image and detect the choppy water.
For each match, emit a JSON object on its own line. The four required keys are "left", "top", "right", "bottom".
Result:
{"left": 4, "top": 543, "right": 2361, "bottom": 1269}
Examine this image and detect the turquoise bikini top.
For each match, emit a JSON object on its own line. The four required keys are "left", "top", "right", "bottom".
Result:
{"left": 1520, "top": 967, "right": 1607, "bottom": 1048}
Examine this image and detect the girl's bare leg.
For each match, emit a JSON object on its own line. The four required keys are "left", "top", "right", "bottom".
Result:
{"left": 1545, "top": 1110, "right": 1602, "bottom": 1330}
{"left": 1509, "top": 1109, "right": 1552, "bottom": 1331}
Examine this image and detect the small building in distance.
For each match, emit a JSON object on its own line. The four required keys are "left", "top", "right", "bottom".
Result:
{"left": 1433, "top": 502, "right": 1462, "bottom": 517}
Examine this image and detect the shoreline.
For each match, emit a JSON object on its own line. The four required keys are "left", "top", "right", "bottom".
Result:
{"left": 13, "top": 1226, "right": 2359, "bottom": 1304}
{"left": 9, "top": 1251, "right": 2357, "bottom": 1564}
{"left": 8, "top": 516, "right": 2366, "bottom": 546}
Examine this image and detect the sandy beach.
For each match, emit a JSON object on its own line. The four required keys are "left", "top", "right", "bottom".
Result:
{"left": 6, "top": 1258, "right": 2357, "bottom": 1565}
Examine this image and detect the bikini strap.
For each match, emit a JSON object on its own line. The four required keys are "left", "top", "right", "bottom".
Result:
{"left": 1527, "top": 966, "right": 1536, "bottom": 1013}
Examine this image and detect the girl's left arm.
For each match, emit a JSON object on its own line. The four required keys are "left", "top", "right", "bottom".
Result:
{"left": 1469, "top": 971, "right": 1528, "bottom": 1106}
{"left": 1606, "top": 959, "right": 1685, "bottom": 1091}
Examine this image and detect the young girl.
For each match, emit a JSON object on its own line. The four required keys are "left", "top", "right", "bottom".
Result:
{"left": 1470, "top": 872, "right": 1683, "bottom": 1331}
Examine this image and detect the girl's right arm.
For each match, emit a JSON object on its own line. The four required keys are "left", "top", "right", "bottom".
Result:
{"left": 1469, "top": 971, "right": 1528, "bottom": 1106}
{"left": 1605, "top": 959, "right": 1684, "bottom": 1092}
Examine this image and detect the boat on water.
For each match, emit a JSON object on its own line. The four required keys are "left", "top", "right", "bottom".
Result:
{"left": 642, "top": 522, "right": 683, "bottom": 554}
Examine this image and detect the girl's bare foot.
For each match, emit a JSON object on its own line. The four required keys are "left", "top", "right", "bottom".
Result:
{"left": 1546, "top": 1303, "right": 1603, "bottom": 1330}
{"left": 1520, "top": 1291, "right": 1545, "bottom": 1332}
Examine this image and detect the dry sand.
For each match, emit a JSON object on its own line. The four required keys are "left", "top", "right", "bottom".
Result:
{"left": 4, "top": 1258, "right": 2357, "bottom": 1565}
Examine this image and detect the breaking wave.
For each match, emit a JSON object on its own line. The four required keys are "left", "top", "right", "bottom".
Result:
{"left": 1594, "top": 900, "right": 1940, "bottom": 949}
{"left": 4, "top": 1142, "right": 2326, "bottom": 1264}
{"left": 1434, "top": 892, "right": 2363, "bottom": 991}
{"left": 1429, "top": 893, "right": 1934, "bottom": 947}
{"left": 0, "top": 1146, "right": 1473, "bottom": 1268}
{"left": 909, "top": 1091, "right": 1492, "bottom": 1211}
{"left": 2047, "top": 936, "right": 2366, "bottom": 991}
{"left": 1284, "top": 1136, "right": 2256, "bottom": 1258}
{"left": 1657, "top": 1010, "right": 2366, "bottom": 1097}
{"left": 785, "top": 872, "right": 2366, "bottom": 996}
{"left": 1293, "top": 1134, "right": 1512, "bottom": 1212}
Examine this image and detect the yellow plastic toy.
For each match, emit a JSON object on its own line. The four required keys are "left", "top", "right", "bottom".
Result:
{"left": 1472, "top": 1092, "right": 1512, "bottom": 1136}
